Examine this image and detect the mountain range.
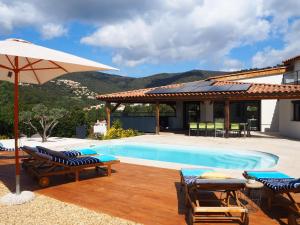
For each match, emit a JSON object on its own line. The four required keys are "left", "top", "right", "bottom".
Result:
{"left": 63, "top": 69, "right": 226, "bottom": 94}
{"left": 0, "top": 69, "right": 226, "bottom": 110}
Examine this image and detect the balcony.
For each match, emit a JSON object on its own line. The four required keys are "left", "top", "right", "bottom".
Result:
{"left": 283, "top": 70, "right": 300, "bottom": 84}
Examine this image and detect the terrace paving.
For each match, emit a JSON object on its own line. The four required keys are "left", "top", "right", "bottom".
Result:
{"left": 0, "top": 133, "right": 299, "bottom": 224}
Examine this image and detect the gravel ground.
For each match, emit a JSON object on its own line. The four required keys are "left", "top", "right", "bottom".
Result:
{"left": 0, "top": 182, "right": 141, "bottom": 225}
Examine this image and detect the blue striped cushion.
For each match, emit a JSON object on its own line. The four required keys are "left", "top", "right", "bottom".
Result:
{"left": 258, "top": 178, "right": 300, "bottom": 191}
{"left": 0, "top": 146, "right": 15, "bottom": 151}
{"left": 61, "top": 150, "right": 81, "bottom": 157}
{"left": 61, "top": 149, "right": 98, "bottom": 158}
{"left": 0, "top": 142, "right": 15, "bottom": 151}
{"left": 51, "top": 156, "right": 101, "bottom": 166}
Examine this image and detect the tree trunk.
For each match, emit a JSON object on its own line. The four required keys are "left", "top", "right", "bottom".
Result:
{"left": 42, "top": 130, "right": 47, "bottom": 142}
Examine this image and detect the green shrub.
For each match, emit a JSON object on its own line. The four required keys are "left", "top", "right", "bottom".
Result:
{"left": 104, "top": 127, "right": 122, "bottom": 140}
{"left": 120, "top": 129, "right": 138, "bottom": 138}
{"left": 103, "top": 120, "right": 139, "bottom": 140}
{"left": 0, "top": 135, "right": 9, "bottom": 139}
{"left": 112, "top": 119, "right": 122, "bottom": 129}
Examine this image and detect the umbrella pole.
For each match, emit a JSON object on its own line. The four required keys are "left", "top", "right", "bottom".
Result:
{"left": 14, "top": 57, "right": 20, "bottom": 195}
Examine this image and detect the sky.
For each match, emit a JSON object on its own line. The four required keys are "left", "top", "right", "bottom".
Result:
{"left": 1, "top": 0, "right": 300, "bottom": 77}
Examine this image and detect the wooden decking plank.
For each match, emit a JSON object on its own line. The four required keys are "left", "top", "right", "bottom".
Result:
{"left": 0, "top": 151, "right": 298, "bottom": 225}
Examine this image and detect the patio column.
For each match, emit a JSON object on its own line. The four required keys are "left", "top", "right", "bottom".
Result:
{"left": 225, "top": 100, "right": 230, "bottom": 138}
{"left": 155, "top": 102, "right": 160, "bottom": 134}
{"left": 105, "top": 102, "right": 111, "bottom": 130}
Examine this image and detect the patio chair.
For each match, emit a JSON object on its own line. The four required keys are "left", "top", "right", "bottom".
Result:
{"left": 198, "top": 122, "right": 206, "bottom": 136}
{"left": 230, "top": 123, "right": 242, "bottom": 137}
{"left": 180, "top": 168, "right": 249, "bottom": 225}
{"left": 21, "top": 146, "right": 120, "bottom": 187}
{"left": 214, "top": 122, "right": 225, "bottom": 137}
{"left": 243, "top": 170, "right": 300, "bottom": 222}
{"left": 206, "top": 122, "right": 215, "bottom": 136}
{"left": 189, "top": 122, "right": 198, "bottom": 136}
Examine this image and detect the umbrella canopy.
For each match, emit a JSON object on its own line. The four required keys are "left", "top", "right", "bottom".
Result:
{"left": 0, "top": 38, "right": 117, "bottom": 197}
{"left": 0, "top": 38, "right": 117, "bottom": 84}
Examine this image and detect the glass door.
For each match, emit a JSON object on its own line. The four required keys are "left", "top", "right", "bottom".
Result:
{"left": 183, "top": 102, "right": 201, "bottom": 129}
{"left": 230, "top": 101, "right": 260, "bottom": 131}
{"left": 245, "top": 102, "right": 260, "bottom": 131}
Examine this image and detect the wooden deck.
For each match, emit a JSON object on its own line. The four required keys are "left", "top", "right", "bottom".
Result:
{"left": 0, "top": 151, "right": 298, "bottom": 225}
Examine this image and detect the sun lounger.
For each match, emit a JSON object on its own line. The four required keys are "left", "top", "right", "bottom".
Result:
{"left": 243, "top": 170, "right": 300, "bottom": 222}
{"left": 0, "top": 142, "right": 15, "bottom": 151}
{"left": 35, "top": 146, "right": 98, "bottom": 158}
{"left": 21, "top": 146, "right": 120, "bottom": 187}
{"left": 180, "top": 168, "right": 248, "bottom": 225}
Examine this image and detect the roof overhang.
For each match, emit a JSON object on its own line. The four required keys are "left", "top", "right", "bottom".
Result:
{"left": 97, "top": 81, "right": 300, "bottom": 103}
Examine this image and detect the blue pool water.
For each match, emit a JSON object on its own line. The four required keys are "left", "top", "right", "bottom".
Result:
{"left": 85, "top": 142, "right": 278, "bottom": 170}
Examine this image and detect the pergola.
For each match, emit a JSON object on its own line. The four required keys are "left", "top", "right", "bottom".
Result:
{"left": 97, "top": 80, "right": 300, "bottom": 137}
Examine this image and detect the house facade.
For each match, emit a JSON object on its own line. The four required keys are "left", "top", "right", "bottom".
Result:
{"left": 97, "top": 57, "right": 300, "bottom": 139}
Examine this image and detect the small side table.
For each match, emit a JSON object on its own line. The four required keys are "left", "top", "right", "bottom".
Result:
{"left": 245, "top": 181, "right": 264, "bottom": 212}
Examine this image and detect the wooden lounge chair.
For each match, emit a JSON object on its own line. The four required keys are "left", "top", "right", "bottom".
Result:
{"left": 21, "top": 146, "right": 120, "bottom": 187}
{"left": 243, "top": 171, "right": 300, "bottom": 224}
{"left": 180, "top": 169, "right": 249, "bottom": 225}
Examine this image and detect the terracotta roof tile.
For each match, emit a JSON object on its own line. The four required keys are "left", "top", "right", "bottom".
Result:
{"left": 97, "top": 80, "right": 300, "bottom": 101}
{"left": 283, "top": 55, "right": 300, "bottom": 64}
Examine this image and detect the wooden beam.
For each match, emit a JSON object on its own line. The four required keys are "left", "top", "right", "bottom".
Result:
{"left": 155, "top": 102, "right": 160, "bottom": 134}
{"left": 111, "top": 103, "right": 121, "bottom": 113}
{"left": 225, "top": 100, "right": 230, "bottom": 138}
{"left": 105, "top": 102, "right": 111, "bottom": 130}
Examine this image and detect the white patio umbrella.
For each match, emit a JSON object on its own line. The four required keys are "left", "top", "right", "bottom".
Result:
{"left": 0, "top": 38, "right": 117, "bottom": 204}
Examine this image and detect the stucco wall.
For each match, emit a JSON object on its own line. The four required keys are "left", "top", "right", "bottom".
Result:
{"left": 168, "top": 101, "right": 183, "bottom": 129}
{"left": 260, "top": 100, "right": 279, "bottom": 132}
{"left": 200, "top": 101, "right": 213, "bottom": 121}
{"left": 238, "top": 74, "right": 283, "bottom": 84}
{"left": 279, "top": 99, "right": 300, "bottom": 139}
{"left": 236, "top": 74, "right": 283, "bottom": 132}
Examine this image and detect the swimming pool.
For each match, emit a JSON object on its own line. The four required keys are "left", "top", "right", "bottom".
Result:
{"left": 85, "top": 142, "right": 278, "bottom": 170}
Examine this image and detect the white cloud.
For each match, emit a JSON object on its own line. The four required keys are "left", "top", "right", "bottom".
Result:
{"left": 2, "top": 0, "right": 300, "bottom": 69}
{"left": 252, "top": 19, "right": 300, "bottom": 68}
{"left": 222, "top": 58, "right": 244, "bottom": 71}
{"left": 0, "top": 1, "right": 41, "bottom": 34}
{"left": 40, "top": 23, "right": 67, "bottom": 40}
{"left": 81, "top": 0, "right": 271, "bottom": 67}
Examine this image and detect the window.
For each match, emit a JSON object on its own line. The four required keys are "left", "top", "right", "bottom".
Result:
{"left": 293, "top": 101, "right": 300, "bottom": 121}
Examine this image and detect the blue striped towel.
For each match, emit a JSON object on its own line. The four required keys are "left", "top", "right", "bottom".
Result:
{"left": 257, "top": 178, "right": 300, "bottom": 191}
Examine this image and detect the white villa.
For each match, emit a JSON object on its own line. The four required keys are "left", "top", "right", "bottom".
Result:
{"left": 97, "top": 56, "right": 300, "bottom": 139}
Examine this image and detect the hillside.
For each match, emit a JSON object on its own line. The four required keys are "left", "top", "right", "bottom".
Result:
{"left": 0, "top": 69, "right": 226, "bottom": 111}
{"left": 62, "top": 69, "right": 226, "bottom": 94}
